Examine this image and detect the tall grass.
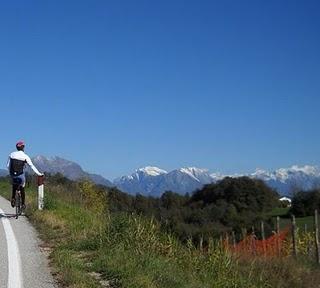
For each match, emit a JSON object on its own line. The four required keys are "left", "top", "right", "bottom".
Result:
{"left": 94, "top": 213, "right": 262, "bottom": 288}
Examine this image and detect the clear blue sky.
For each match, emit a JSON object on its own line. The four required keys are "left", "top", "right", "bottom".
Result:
{"left": 0, "top": 0, "right": 319, "bottom": 180}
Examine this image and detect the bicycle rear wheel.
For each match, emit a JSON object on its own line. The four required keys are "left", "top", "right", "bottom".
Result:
{"left": 15, "top": 192, "right": 21, "bottom": 219}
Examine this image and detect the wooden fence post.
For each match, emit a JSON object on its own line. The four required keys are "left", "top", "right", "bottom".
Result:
{"left": 291, "top": 215, "right": 297, "bottom": 258}
{"left": 241, "top": 228, "right": 247, "bottom": 251}
{"left": 251, "top": 226, "right": 256, "bottom": 256}
{"left": 314, "top": 209, "right": 320, "bottom": 265}
{"left": 225, "top": 232, "right": 229, "bottom": 244}
{"left": 219, "top": 235, "right": 223, "bottom": 250}
{"left": 242, "top": 228, "right": 247, "bottom": 240}
{"left": 232, "top": 231, "right": 236, "bottom": 250}
{"left": 276, "top": 216, "right": 281, "bottom": 257}
{"left": 261, "top": 221, "right": 266, "bottom": 257}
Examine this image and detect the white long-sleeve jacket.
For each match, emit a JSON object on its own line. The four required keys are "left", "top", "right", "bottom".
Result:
{"left": 7, "top": 151, "right": 42, "bottom": 176}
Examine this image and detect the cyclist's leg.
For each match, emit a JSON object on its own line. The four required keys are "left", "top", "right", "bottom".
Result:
{"left": 11, "top": 176, "right": 20, "bottom": 207}
{"left": 20, "top": 174, "right": 26, "bottom": 208}
{"left": 21, "top": 187, "right": 25, "bottom": 207}
{"left": 11, "top": 183, "right": 16, "bottom": 207}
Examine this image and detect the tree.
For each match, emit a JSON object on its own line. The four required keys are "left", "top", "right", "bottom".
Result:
{"left": 291, "top": 189, "right": 320, "bottom": 217}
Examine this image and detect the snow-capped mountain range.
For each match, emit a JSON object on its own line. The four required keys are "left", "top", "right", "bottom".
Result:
{"left": 250, "top": 165, "right": 320, "bottom": 196}
{"left": 114, "top": 167, "right": 213, "bottom": 196}
{"left": 115, "top": 165, "right": 320, "bottom": 197}
{"left": 1, "top": 155, "right": 320, "bottom": 197}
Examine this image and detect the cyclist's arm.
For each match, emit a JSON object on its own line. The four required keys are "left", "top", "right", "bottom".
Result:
{"left": 25, "top": 156, "right": 42, "bottom": 176}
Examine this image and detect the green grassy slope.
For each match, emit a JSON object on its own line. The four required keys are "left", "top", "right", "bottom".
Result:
{"left": 270, "top": 207, "right": 315, "bottom": 233}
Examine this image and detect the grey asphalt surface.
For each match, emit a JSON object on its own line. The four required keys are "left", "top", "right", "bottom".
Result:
{"left": 0, "top": 196, "right": 57, "bottom": 288}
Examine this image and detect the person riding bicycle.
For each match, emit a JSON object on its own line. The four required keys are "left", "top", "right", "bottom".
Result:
{"left": 7, "top": 141, "right": 44, "bottom": 208}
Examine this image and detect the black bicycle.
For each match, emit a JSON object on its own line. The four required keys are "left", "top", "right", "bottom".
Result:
{"left": 12, "top": 178, "right": 23, "bottom": 219}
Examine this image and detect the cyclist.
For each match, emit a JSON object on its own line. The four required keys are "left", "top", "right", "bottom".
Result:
{"left": 7, "top": 141, "right": 44, "bottom": 208}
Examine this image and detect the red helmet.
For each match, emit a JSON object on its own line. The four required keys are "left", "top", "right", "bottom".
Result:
{"left": 16, "top": 140, "right": 25, "bottom": 149}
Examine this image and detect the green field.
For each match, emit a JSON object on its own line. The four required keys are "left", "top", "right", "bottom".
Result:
{"left": 268, "top": 207, "right": 290, "bottom": 217}
{"left": 270, "top": 207, "right": 315, "bottom": 233}
{"left": 276, "top": 216, "right": 314, "bottom": 233}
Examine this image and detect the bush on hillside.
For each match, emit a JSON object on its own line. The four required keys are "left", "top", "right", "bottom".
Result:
{"left": 291, "top": 189, "right": 320, "bottom": 217}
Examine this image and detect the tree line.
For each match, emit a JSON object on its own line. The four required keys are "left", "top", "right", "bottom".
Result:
{"left": 107, "top": 176, "right": 280, "bottom": 244}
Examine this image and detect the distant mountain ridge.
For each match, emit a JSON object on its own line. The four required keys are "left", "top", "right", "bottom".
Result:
{"left": 32, "top": 156, "right": 113, "bottom": 187}
{"left": 0, "top": 169, "right": 8, "bottom": 177}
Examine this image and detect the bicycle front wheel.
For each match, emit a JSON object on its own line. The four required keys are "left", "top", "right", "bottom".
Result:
{"left": 15, "top": 193, "right": 21, "bottom": 218}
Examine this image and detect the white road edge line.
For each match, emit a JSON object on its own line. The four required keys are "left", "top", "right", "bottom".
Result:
{"left": 0, "top": 208, "right": 23, "bottom": 288}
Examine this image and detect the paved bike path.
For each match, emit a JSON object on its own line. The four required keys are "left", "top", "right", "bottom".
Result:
{"left": 0, "top": 196, "right": 57, "bottom": 288}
